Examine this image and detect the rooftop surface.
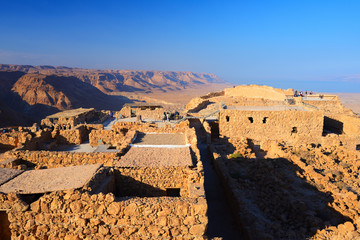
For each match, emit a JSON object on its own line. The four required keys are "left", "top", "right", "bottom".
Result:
{"left": 0, "top": 168, "right": 24, "bottom": 186}
{"left": 132, "top": 133, "right": 187, "bottom": 146}
{"left": 0, "top": 164, "right": 101, "bottom": 194}
{"left": 226, "top": 105, "right": 307, "bottom": 111}
{"left": 46, "top": 108, "right": 94, "bottom": 119}
{"left": 117, "top": 147, "right": 193, "bottom": 167}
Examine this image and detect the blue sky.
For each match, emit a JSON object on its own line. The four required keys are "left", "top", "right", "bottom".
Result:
{"left": 1, "top": 0, "right": 360, "bottom": 92}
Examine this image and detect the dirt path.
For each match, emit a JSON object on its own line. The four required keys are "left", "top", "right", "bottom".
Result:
{"left": 199, "top": 143, "right": 243, "bottom": 239}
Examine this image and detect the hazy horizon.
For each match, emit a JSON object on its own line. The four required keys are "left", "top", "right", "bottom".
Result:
{"left": 1, "top": 0, "right": 360, "bottom": 93}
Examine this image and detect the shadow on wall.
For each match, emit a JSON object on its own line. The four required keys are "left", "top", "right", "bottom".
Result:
{"left": 0, "top": 143, "right": 15, "bottom": 153}
{"left": 323, "top": 116, "right": 344, "bottom": 135}
{"left": 224, "top": 154, "right": 351, "bottom": 239}
{"left": 114, "top": 171, "right": 167, "bottom": 197}
{"left": 0, "top": 211, "right": 11, "bottom": 240}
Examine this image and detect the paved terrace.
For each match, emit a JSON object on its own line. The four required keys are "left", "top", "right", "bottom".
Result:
{"left": 46, "top": 107, "right": 94, "bottom": 119}
{"left": 0, "top": 164, "right": 102, "bottom": 194}
{"left": 117, "top": 133, "right": 193, "bottom": 167}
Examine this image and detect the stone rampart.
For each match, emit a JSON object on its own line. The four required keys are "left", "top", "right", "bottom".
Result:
{"left": 0, "top": 191, "right": 207, "bottom": 239}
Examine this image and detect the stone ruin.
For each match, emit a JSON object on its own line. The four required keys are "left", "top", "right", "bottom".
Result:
{"left": 0, "top": 84, "right": 360, "bottom": 239}
{"left": 0, "top": 107, "right": 206, "bottom": 239}
{"left": 190, "top": 85, "right": 360, "bottom": 239}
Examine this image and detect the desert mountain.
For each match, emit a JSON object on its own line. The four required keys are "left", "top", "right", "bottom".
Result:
{"left": 0, "top": 64, "right": 227, "bottom": 94}
{"left": 0, "top": 64, "right": 229, "bottom": 127}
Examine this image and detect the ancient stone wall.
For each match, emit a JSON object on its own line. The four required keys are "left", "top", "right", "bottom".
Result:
{"left": 4, "top": 150, "right": 118, "bottom": 168}
{"left": 112, "top": 121, "right": 190, "bottom": 134}
{"left": 115, "top": 166, "right": 203, "bottom": 198}
{"left": 0, "top": 191, "right": 207, "bottom": 239}
{"left": 219, "top": 109, "right": 324, "bottom": 143}
{"left": 118, "top": 107, "right": 164, "bottom": 120}
{"left": 89, "top": 129, "right": 127, "bottom": 147}
{"left": 57, "top": 129, "right": 83, "bottom": 145}
{"left": 0, "top": 131, "right": 31, "bottom": 150}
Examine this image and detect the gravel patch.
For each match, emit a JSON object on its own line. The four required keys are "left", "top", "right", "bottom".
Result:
{"left": 117, "top": 147, "right": 193, "bottom": 167}
{"left": 0, "top": 164, "right": 102, "bottom": 194}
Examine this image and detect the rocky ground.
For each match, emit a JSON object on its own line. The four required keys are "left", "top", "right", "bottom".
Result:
{"left": 212, "top": 137, "right": 360, "bottom": 239}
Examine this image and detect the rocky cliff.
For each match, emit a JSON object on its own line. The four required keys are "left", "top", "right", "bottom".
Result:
{"left": 0, "top": 64, "right": 228, "bottom": 126}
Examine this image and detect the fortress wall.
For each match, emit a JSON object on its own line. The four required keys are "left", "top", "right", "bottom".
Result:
{"left": 4, "top": 150, "right": 118, "bottom": 168}
{"left": 219, "top": 110, "right": 324, "bottom": 142}
{"left": 0, "top": 191, "right": 207, "bottom": 239}
{"left": 224, "top": 85, "right": 293, "bottom": 101}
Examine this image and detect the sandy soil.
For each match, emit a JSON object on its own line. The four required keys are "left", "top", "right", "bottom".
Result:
{"left": 132, "top": 133, "right": 186, "bottom": 145}
{"left": 117, "top": 147, "right": 192, "bottom": 167}
{"left": 0, "top": 164, "right": 101, "bottom": 194}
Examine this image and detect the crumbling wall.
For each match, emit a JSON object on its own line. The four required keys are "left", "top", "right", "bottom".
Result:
{"left": 219, "top": 110, "right": 324, "bottom": 143}
{"left": 0, "top": 131, "right": 32, "bottom": 150}
{"left": 1, "top": 191, "right": 207, "bottom": 239}
{"left": 4, "top": 151, "right": 118, "bottom": 168}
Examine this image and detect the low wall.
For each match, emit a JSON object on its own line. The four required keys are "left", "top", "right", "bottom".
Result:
{"left": 115, "top": 166, "right": 203, "bottom": 198}
{"left": 4, "top": 150, "right": 118, "bottom": 168}
{"left": 0, "top": 132, "right": 33, "bottom": 150}
{"left": 1, "top": 191, "right": 207, "bottom": 239}
{"left": 118, "top": 107, "right": 164, "bottom": 120}
{"left": 112, "top": 121, "right": 190, "bottom": 133}
{"left": 57, "top": 129, "right": 82, "bottom": 145}
{"left": 89, "top": 130, "right": 126, "bottom": 147}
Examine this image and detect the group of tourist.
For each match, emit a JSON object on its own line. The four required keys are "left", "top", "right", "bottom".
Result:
{"left": 161, "top": 111, "right": 180, "bottom": 121}
{"left": 294, "top": 90, "right": 314, "bottom": 97}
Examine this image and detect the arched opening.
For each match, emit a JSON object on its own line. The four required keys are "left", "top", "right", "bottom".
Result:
{"left": 0, "top": 211, "right": 11, "bottom": 240}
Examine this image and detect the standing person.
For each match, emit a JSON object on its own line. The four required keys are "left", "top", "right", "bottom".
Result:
{"left": 294, "top": 90, "right": 298, "bottom": 97}
{"left": 162, "top": 112, "right": 166, "bottom": 121}
{"left": 166, "top": 112, "right": 170, "bottom": 121}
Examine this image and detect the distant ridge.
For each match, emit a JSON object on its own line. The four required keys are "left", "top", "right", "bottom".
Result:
{"left": 0, "top": 64, "right": 229, "bottom": 127}
{"left": 0, "top": 64, "right": 227, "bottom": 94}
